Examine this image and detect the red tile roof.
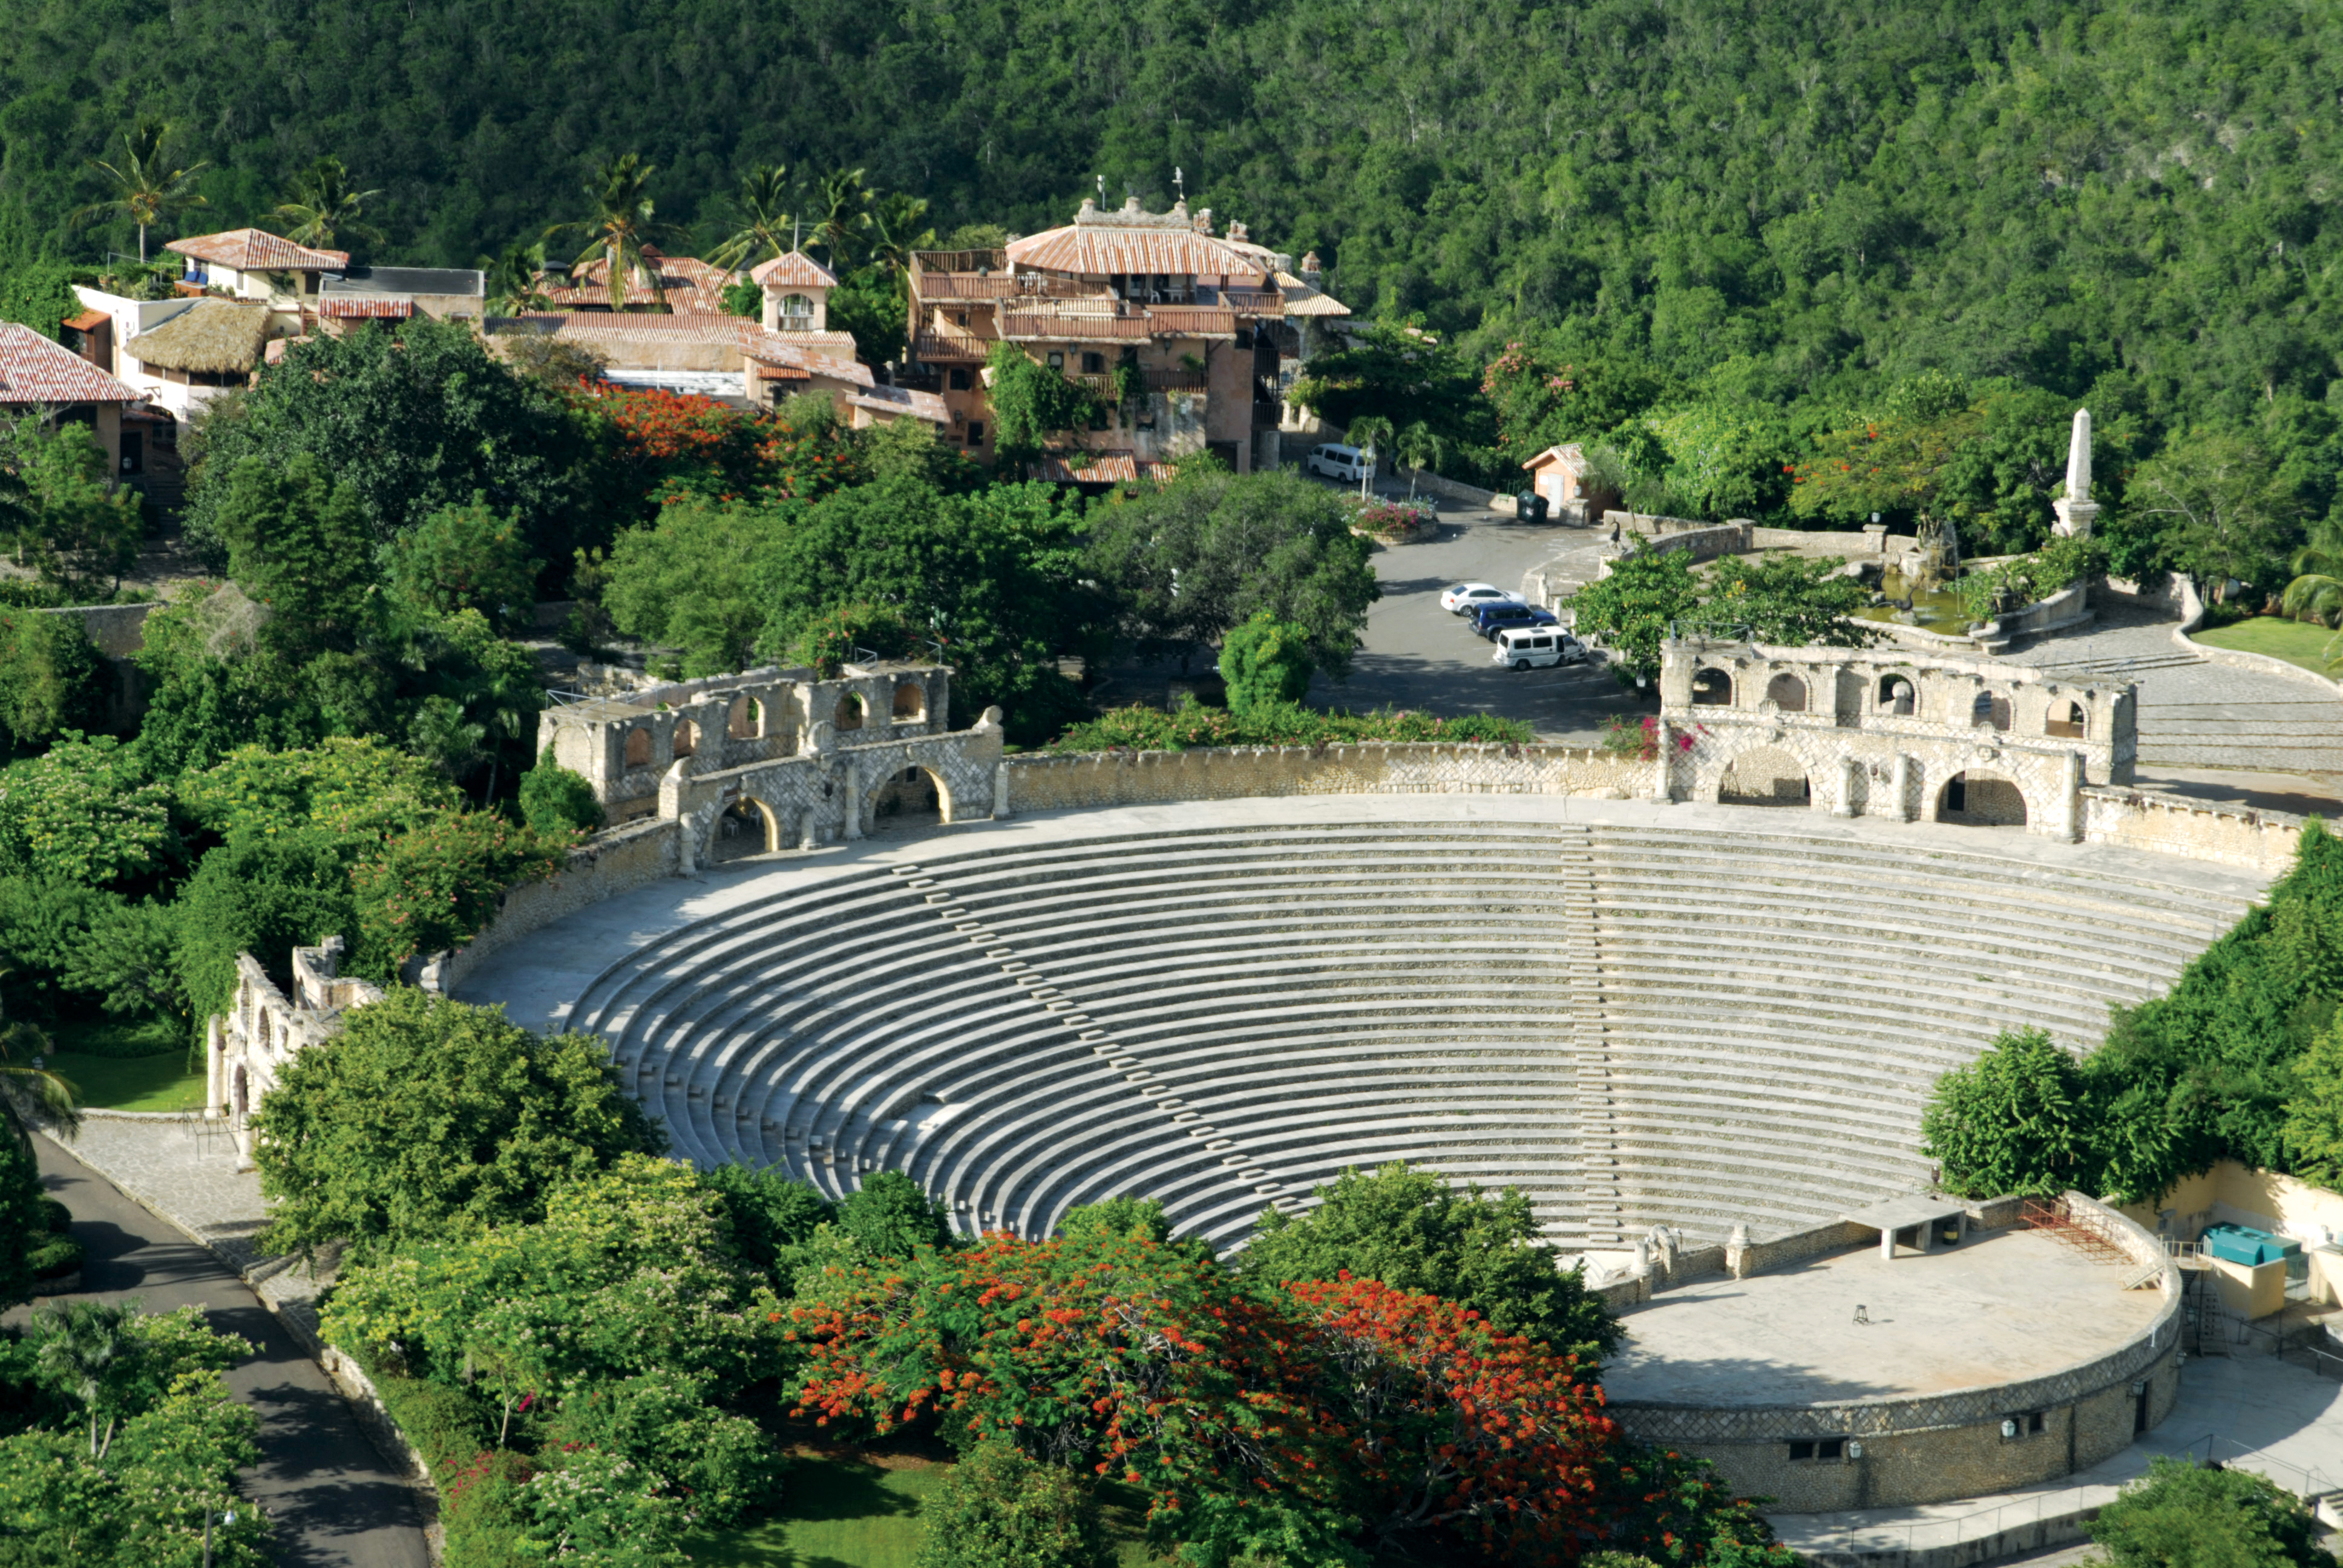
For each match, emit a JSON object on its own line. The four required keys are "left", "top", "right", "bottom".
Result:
{"left": 515, "top": 313, "right": 873, "bottom": 387}
{"left": 1008, "top": 216, "right": 1263, "bottom": 279}
{"left": 748, "top": 251, "right": 839, "bottom": 289}
{"left": 545, "top": 253, "right": 736, "bottom": 314}
{"left": 62, "top": 310, "right": 110, "bottom": 333}
{"left": 167, "top": 229, "right": 350, "bottom": 270}
{"left": 0, "top": 324, "right": 139, "bottom": 405}
{"left": 1033, "top": 450, "right": 1178, "bottom": 484}
{"left": 847, "top": 384, "right": 948, "bottom": 425}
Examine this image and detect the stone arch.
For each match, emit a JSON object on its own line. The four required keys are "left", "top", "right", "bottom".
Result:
{"left": 672, "top": 719, "right": 700, "bottom": 759}
{"left": 2046, "top": 700, "right": 2086, "bottom": 739}
{"left": 868, "top": 763, "right": 952, "bottom": 830}
{"left": 728, "top": 695, "right": 761, "bottom": 739}
{"left": 624, "top": 727, "right": 652, "bottom": 768}
{"left": 1937, "top": 769, "right": 2028, "bottom": 826}
{"left": 554, "top": 725, "right": 593, "bottom": 772}
{"left": 1719, "top": 745, "right": 1811, "bottom": 806}
{"left": 710, "top": 797, "right": 781, "bottom": 862}
{"left": 1691, "top": 669, "right": 1733, "bottom": 706}
{"left": 892, "top": 680, "right": 926, "bottom": 721}
{"left": 1878, "top": 674, "right": 1916, "bottom": 716}
{"left": 837, "top": 693, "right": 867, "bottom": 732}
{"left": 1765, "top": 673, "right": 1807, "bottom": 713}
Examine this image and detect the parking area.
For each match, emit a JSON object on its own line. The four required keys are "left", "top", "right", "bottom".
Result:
{"left": 1303, "top": 489, "right": 1646, "bottom": 744}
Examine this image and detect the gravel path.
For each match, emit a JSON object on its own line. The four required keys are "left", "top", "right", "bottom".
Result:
{"left": 7, "top": 1124, "right": 429, "bottom": 1568}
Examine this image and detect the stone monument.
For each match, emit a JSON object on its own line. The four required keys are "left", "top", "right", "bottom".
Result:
{"left": 1910, "top": 513, "right": 1961, "bottom": 588}
{"left": 2052, "top": 408, "right": 2099, "bottom": 538}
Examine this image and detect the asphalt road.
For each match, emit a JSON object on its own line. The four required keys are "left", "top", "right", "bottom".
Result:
{"left": 1305, "top": 490, "right": 1652, "bottom": 743}
{"left": 10, "top": 1138, "right": 430, "bottom": 1568}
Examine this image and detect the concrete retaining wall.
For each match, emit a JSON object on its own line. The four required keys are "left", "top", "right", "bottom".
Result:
{"left": 41, "top": 600, "right": 156, "bottom": 658}
{"left": 1001, "top": 743, "right": 1647, "bottom": 812}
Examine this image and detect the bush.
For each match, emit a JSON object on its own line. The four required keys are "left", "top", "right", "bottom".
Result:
{"left": 914, "top": 1442, "right": 1113, "bottom": 1568}
{"left": 441, "top": 1448, "right": 537, "bottom": 1568}
{"left": 2089, "top": 1455, "right": 2336, "bottom": 1568}
{"left": 1049, "top": 701, "right": 1533, "bottom": 753}
{"left": 367, "top": 1371, "right": 496, "bottom": 1473}
{"left": 1921, "top": 1028, "right": 2099, "bottom": 1199}
{"left": 834, "top": 1170, "right": 953, "bottom": 1258}
{"left": 516, "top": 746, "right": 604, "bottom": 838}
{"left": 349, "top": 811, "right": 564, "bottom": 975}
{"left": 538, "top": 1376, "right": 781, "bottom": 1526}
{"left": 700, "top": 1160, "right": 834, "bottom": 1276}
{"left": 1217, "top": 612, "right": 1314, "bottom": 713}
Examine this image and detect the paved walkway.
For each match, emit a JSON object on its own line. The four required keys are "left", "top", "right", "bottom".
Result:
{"left": 10, "top": 1125, "right": 428, "bottom": 1568}
{"left": 1772, "top": 1353, "right": 2343, "bottom": 1564}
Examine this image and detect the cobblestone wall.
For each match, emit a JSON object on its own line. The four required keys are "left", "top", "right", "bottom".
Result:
{"left": 1001, "top": 743, "right": 1649, "bottom": 812}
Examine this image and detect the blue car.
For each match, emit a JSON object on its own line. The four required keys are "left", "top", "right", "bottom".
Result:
{"left": 1470, "top": 601, "right": 1561, "bottom": 640}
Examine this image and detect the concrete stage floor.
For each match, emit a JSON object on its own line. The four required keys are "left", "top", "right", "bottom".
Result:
{"left": 1604, "top": 1228, "right": 2164, "bottom": 1407}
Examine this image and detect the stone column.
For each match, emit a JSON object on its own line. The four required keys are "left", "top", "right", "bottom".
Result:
{"left": 844, "top": 759, "right": 863, "bottom": 840}
{"left": 992, "top": 762, "right": 1013, "bottom": 819}
{"left": 1647, "top": 720, "right": 1673, "bottom": 803}
{"left": 677, "top": 815, "right": 696, "bottom": 875}
{"left": 1834, "top": 753, "right": 1858, "bottom": 817}
{"left": 205, "top": 1015, "right": 224, "bottom": 1118}
{"left": 2059, "top": 750, "right": 2085, "bottom": 843}
{"left": 1892, "top": 753, "right": 1915, "bottom": 822}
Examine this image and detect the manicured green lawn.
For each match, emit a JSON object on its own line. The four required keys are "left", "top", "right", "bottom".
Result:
{"left": 2194, "top": 616, "right": 2342, "bottom": 678}
{"left": 685, "top": 1452, "right": 1166, "bottom": 1567}
{"left": 42, "top": 1017, "right": 205, "bottom": 1112}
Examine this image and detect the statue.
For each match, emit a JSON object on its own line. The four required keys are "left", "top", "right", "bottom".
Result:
{"left": 2052, "top": 408, "right": 2099, "bottom": 538}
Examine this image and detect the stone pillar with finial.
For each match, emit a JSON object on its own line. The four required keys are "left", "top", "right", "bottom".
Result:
{"left": 2052, "top": 408, "right": 2099, "bottom": 538}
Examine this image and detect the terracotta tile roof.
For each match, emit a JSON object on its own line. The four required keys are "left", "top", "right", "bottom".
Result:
{"left": 264, "top": 337, "right": 304, "bottom": 365}
{"left": 318, "top": 297, "right": 415, "bottom": 319}
{"left": 167, "top": 229, "right": 350, "bottom": 270}
{"left": 1033, "top": 449, "right": 1178, "bottom": 484}
{"left": 754, "top": 364, "right": 811, "bottom": 382}
{"left": 62, "top": 309, "right": 110, "bottom": 333}
{"left": 1142, "top": 307, "right": 1237, "bottom": 338}
{"left": 1522, "top": 443, "right": 1589, "bottom": 474}
{"left": 514, "top": 312, "right": 871, "bottom": 384}
{"left": 0, "top": 324, "right": 139, "bottom": 405}
{"left": 1007, "top": 212, "right": 1263, "bottom": 279}
{"left": 545, "top": 253, "right": 736, "bottom": 313}
{"left": 1282, "top": 284, "right": 1353, "bottom": 318}
{"left": 748, "top": 251, "right": 839, "bottom": 289}
{"left": 847, "top": 384, "right": 948, "bottom": 425}
{"left": 765, "top": 329, "right": 862, "bottom": 359}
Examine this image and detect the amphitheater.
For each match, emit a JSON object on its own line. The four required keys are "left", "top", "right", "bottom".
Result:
{"left": 446, "top": 641, "right": 2313, "bottom": 1524}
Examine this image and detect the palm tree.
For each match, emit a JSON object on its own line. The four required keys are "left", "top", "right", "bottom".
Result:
{"left": 477, "top": 240, "right": 552, "bottom": 316}
{"left": 1345, "top": 415, "right": 1395, "bottom": 499}
{"left": 271, "top": 156, "right": 385, "bottom": 252}
{"left": 706, "top": 165, "right": 795, "bottom": 272}
{"left": 31, "top": 1299, "right": 134, "bottom": 1457}
{"left": 2282, "top": 522, "right": 2343, "bottom": 628}
{"left": 543, "top": 154, "right": 687, "bottom": 313}
{"left": 868, "top": 191, "right": 935, "bottom": 361}
{"left": 808, "top": 168, "right": 873, "bottom": 270}
{"left": 72, "top": 123, "right": 209, "bottom": 263}
{"left": 1394, "top": 420, "right": 1449, "bottom": 499}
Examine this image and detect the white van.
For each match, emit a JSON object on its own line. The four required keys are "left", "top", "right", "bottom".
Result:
{"left": 1306, "top": 443, "right": 1371, "bottom": 483}
{"left": 1492, "top": 627, "right": 1587, "bottom": 670}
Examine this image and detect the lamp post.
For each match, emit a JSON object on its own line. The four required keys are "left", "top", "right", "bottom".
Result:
{"left": 204, "top": 1506, "right": 237, "bottom": 1568}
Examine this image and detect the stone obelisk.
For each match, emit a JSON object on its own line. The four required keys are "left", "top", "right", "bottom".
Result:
{"left": 2051, "top": 408, "right": 2098, "bottom": 538}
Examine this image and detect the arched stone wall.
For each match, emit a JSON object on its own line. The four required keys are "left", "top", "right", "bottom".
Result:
{"left": 1717, "top": 745, "right": 1811, "bottom": 806}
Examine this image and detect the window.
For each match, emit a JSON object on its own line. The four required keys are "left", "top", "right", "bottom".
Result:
{"left": 2046, "top": 701, "right": 2085, "bottom": 739}
{"left": 1765, "top": 673, "right": 1807, "bottom": 712}
{"left": 781, "top": 293, "right": 814, "bottom": 322}
{"left": 1879, "top": 676, "right": 1915, "bottom": 715}
{"left": 1788, "top": 1441, "right": 1815, "bottom": 1462}
{"left": 1973, "top": 690, "right": 2012, "bottom": 731}
{"left": 967, "top": 422, "right": 985, "bottom": 445}
{"left": 1818, "top": 1439, "right": 1844, "bottom": 1461}
{"left": 624, "top": 728, "right": 652, "bottom": 768}
{"left": 1081, "top": 351, "right": 1105, "bottom": 374}
{"left": 948, "top": 367, "right": 971, "bottom": 391}
{"left": 1046, "top": 351, "right": 1065, "bottom": 370}
{"left": 1692, "top": 669, "right": 1733, "bottom": 706}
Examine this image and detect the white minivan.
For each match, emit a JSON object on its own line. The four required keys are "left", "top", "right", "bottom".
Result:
{"left": 1306, "top": 443, "right": 1371, "bottom": 483}
{"left": 1492, "top": 627, "right": 1587, "bottom": 670}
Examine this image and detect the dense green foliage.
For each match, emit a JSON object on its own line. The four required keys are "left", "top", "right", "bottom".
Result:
{"left": 1927, "top": 820, "right": 2343, "bottom": 1203}
{"left": 251, "top": 989, "right": 664, "bottom": 1257}
{"left": 2088, "top": 1457, "right": 2338, "bottom": 1568}
{"left": 0, "top": 1301, "right": 269, "bottom": 1565}
{"left": 1241, "top": 1161, "right": 1618, "bottom": 1362}
{"left": 1559, "top": 544, "right": 1881, "bottom": 683}
{"left": 1049, "top": 701, "right": 1533, "bottom": 752}
{"left": 516, "top": 746, "right": 605, "bottom": 840}
{"left": 913, "top": 1442, "right": 1113, "bottom": 1568}
{"left": 1217, "top": 612, "right": 1316, "bottom": 713}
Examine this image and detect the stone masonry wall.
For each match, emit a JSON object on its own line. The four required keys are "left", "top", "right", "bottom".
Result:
{"left": 1002, "top": 743, "right": 1649, "bottom": 812}
{"left": 2080, "top": 787, "right": 2302, "bottom": 876}
{"left": 435, "top": 818, "right": 680, "bottom": 998}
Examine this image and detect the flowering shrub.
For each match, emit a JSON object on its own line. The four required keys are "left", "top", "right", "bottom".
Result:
{"left": 571, "top": 381, "right": 863, "bottom": 515}
{"left": 350, "top": 810, "right": 564, "bottom": 972}
{"left": 1348, "top": 499, "right": 1435, "bottom": 538}
{"left": 1600, "top": 714, "right": 1700, "bottom": 762}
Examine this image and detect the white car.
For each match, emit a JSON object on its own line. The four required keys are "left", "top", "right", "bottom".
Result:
{"left": 1492, "top": 627, "right": 1588, "bottom": 669}
{"left": 1441, "top": 582, "right": 1521, "bottom": 615}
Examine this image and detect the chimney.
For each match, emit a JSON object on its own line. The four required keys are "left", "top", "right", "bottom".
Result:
{"left": 1300, "top": 250, "right": 1322, "bottom": 276}
{"left": 1194, "top": 207, "right": 1214, "bottom": 234}
{"left": 1228, "top": 220, "right": 1250, "bottom": 244}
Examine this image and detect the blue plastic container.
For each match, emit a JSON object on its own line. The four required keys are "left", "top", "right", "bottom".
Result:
{"left": 2202, "top": 1223, "right": 2302, "bottom": 1267}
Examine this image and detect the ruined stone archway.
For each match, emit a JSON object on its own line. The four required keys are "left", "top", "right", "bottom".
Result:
{"left": 710, "top": 797, "right": 782, "bottom": 862}
{"left": 1719, "top": 745, "right": 1812, "bottom": 806}
{"left": 867, "top": 763, "right": 952, "bottom": 834}
{"left": 1936, "top": 769, "right": 2028, "bottom": 826}
{"left": 231, "top": 1064, "right": 249, "bottom": 1119}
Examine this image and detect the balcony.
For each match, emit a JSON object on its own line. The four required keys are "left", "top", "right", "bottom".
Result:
{"left": 1144, "top": 368, "right": 1209, "bottom": 392}
{"left": 1221, "top": 289, "right": 1285, "bottom": 316}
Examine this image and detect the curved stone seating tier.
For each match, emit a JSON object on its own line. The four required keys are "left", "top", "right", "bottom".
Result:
{"left": 559, "top": 820, "right": 2252, "bottom": 1251}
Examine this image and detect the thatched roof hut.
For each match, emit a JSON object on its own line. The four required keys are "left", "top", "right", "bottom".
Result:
{"left": 130, "top": 300, "right": 271, "bottom": 376}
